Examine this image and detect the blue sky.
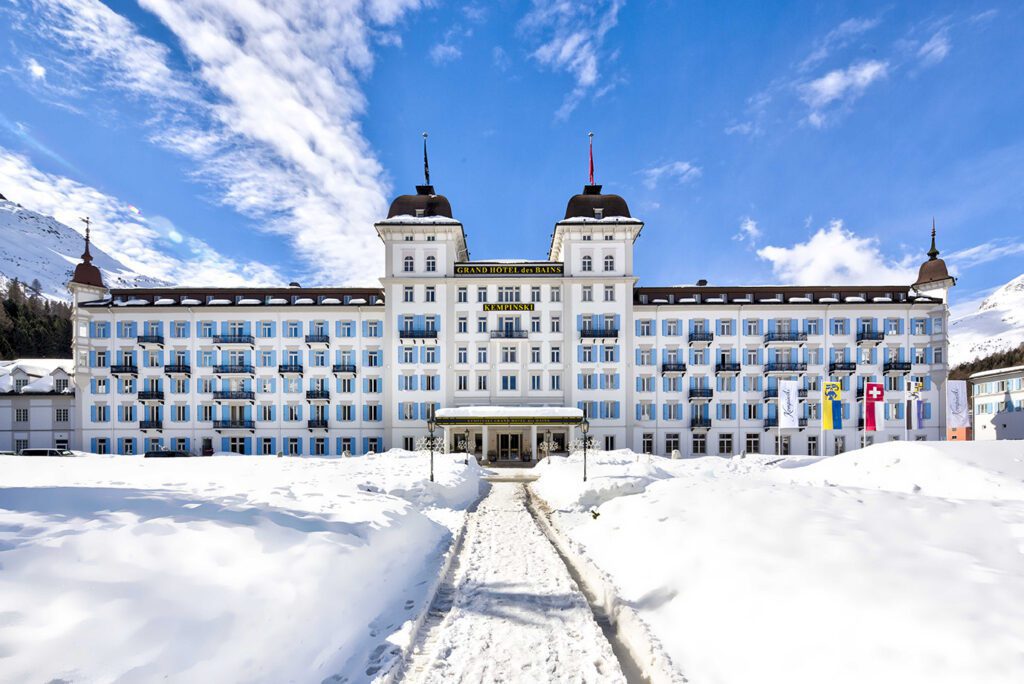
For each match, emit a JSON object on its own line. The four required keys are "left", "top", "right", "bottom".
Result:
{"left": 0, "top": 1, "right": 1021, "bottom": 310}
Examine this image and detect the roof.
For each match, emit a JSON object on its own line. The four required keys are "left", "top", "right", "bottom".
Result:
{"left": 387, "top": 185, "right": 453, "bottom": 219}
{"left": 83, "top": 287, "right": 385, "bottom": 308}
{"left": 969, "top": 365, "right": 1024, "bottom": 381}
{"left": 913, "top": 223, "right": 955, "bottom": 289}
{"left": 0, "top": 359, "right": 74, "bottom": 394}
{"left": 634, "top": 285, "right": 942, "bottom": 306}
{"left": 564, "top": 184, "right": 631, "bottom": 219}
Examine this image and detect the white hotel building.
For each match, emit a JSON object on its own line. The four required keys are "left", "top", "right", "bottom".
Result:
{"left": 68, "top": 182, "right": 955, "bottom": 459}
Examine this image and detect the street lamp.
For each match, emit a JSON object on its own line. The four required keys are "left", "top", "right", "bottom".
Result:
{"left": 580, "top": 413, "right": 590, "bottom": 482}
{"left": 427, "top": 406, "right": 436, "bottom": 483}
{"left": 464, "top": 429, "right": 471, "bottom": 466}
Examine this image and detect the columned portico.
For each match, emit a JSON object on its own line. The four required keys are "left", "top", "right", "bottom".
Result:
{"left": 434, "top": 407, "right": 583, "bottom": 464}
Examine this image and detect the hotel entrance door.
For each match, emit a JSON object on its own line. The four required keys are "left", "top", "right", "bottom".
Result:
{"left": 498, "top": 433, "right": 520, "bottom": 460}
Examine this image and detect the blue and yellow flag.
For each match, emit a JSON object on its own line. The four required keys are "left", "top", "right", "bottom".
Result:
{"left": 822, "top": 381, "right": 843, "bottom": 430}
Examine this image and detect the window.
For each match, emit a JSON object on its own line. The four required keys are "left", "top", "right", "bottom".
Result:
{"left": 551, "top": 287, "right": 561, "bottom": 303}
{"left": 744, "top": 319, "right": 759, "bottom": 336}
{"left": 15, "top": 408, "right": 28, "bottom": 422}
{"left": 477, "top": 286, "right": 488, "bottom": 303}
{"left": 95, "top": 438, "right": 109, "bottom": 455}
{"left": 604, "top": 254, "right": 615, "bottom": 271}
{"left": 531, "top": 316, "right": 541, "bottom": 333}
{"left": 744, "top": 433, "right": 760, "bottom": 454}
{"left": 639, "top": 320, "right": 651, "bottom": 336}
{"left": 692, "top": 434, "right": 707, "bottom": 455}
{"left": 720, "top": 319, "right": 733, "bottom": 336}
{"left": 581, "top": 255, "right": 593, "bottom": 272}
{"left": 366, "top": 321, "right": 381, "bottom": 337}
{"left": 551, "top": 316, "right": 561, "bottom": 333}
{"left": 638, "top": 376, "right": 654, "bottom": 392}
{"left": 501, "top": 346, "right": 518, "bottom": 363}
{"left": 720, "top": 403, "right": 736, "bottom": 419}
{"left": 423, "top": 375, "right": 439, "bottom": 390}
{"left": 550, "top": 374, "right": 561, "bottom": 390}
{"left": 830, "top": 318, "right": 848, "bottom": 335}
{"left": 403, "top": 286, "right": 414, "bottom": 303}
{"left": 457, "top": 347, "right": 468, "bottom": 364}
{"left": 55, "top": 408, "right": 69, "bottom": 422}
{"left": 285, "top": 321, "right": 301, "bottom": 337}
{"left": 934, "top": 347, "right": 943, "bottom": 364}
{"left": 259, "top": 438, "right": 274, "bottom": 455}
{"left": 551, "top": 346, "right": 561, "bottom": 363}
{"left": 666, "top": 433, "right": 680, "bottom": 454}
{"left": 457, "top": 316, "right": 468, "bottom": 334}
{"left": 807, "top": 319, "right": 820, "bottom": 335}
{"left": 54, "top": 377, "right": 70, "bottom": 392}
{"left": 582, "top": 286, "right": 593, "bottom": 302}
{"left": 498, "top": 286, "right": 520, "bottom": 303}
{"left": 457, "top": 287, "right": 468, "bottom": 303}
{"left": 286, "top": 438, "right": 300, "bottom": 456}
{"left": 425, "top": 286, "right": 436, "bottom": 302}
{"left": 530, "top": 374, "right": 542, "bottom": 390}
{"left": 808, "top": 436, "right": 818, "bottom": 456}
{"left": 604, "top": 285, "right": 615, "bottom": 302}
{"left": 477, "top": 347, "right": 488, "bottom": 364}
{"left": 95, "top": 404, "right": 109, "bottom": 422}
{"left": 638, "top": 402, "right": 654, "bottom": 420}
{"left": 457, "top": 374, "right": 468, "bottom": 391}
{"left": 477, "top": 317, "right": 488, "bottom": 333}
{"left": 581, "top": 346, "right": 594, "bottom": 363}
{"left": 604, "top": 435, "right": 616, "bottom": 450}
{"left": 718, "top": 433, "right": 734, "bottom": 455}
{"left": 531, "top": 346, "right": 542, "bottom": 363}
{"left": 531, "top": 286, "right": 542, "bottom": 303}
{"left": 933, "top": 317, "right": 943, "bottom": 333}
{"left": 642, "top": 433, "right": 654, "bottom": 454}
{"left": 425, "top": 255, "right": 436, "bottom": 272}
{"left": 403, "top": 255, "right": 414, "bottom": 272}
{"left": 602, "top": 346, "right": 615, "bottom": 362}
{"left": 477, "top": 375, "right": 488, "bottom": 391}
{"left": 501, "top": 374, "right": 517, "bottom": 391}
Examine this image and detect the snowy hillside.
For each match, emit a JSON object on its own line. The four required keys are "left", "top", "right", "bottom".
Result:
{"left": 950, "top": 273, "right": 1024, "bottom": 365}
{"left": 0, "top": 199, "right": 166, "bottom": 299}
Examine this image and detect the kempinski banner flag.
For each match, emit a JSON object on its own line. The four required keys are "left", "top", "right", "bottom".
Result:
{"left": 822, "top": 381, "right": 842, "bottom": 430}
{"left": 778, "top": 380, "right": 801, "bottom": 428}
{"left": 946, "top": 380, "right": 970, "bottom": 428}
{"left": 864, "top": 382, "right": 885, "bottom": 431}
{"left": 905, "top": 382, "right": 924, "bottom": 430}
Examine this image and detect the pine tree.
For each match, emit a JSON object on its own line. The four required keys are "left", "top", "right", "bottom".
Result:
{"left": 0, "top": 280, "right": 73, "bottom": 360}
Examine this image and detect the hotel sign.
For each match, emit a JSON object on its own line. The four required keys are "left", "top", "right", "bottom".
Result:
{"left": 454, "top": 263, "right": 563, "bottom": 277}
{"left": 435, "top": 415, "right": 583, "bottom": 426}
{"left": 483, "top": 303, "right": 535, "bottom": 312}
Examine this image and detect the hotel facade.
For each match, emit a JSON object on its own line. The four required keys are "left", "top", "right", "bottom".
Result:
{"left": 67, "top": 182, "right": 956, "bottom": 459}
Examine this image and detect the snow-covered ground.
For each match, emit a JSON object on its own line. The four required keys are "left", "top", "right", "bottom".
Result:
{"left": 0, "top": 450, "right": 481, "bottom": 683}
{"left": 533, "top": 443, "right": 1024, "bottom": 684}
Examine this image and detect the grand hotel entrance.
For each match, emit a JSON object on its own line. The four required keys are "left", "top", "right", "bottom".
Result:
{"left": 434, "top": 407, "right": 583, "bottom": 464}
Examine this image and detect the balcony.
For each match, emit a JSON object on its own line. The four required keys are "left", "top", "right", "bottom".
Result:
{"left": 883, "top": 361, "right": 912, "bottom": 374}
{"left": 164, "top": 363, "right": 191, "bottom": 375}
{"left": 213, "top": 364, "right": 255, "bottom": 375}
{"left": 715, "top": 362, "right": 741, "bottom": 375}
{"left": 110, "top": 364, "right": 139, "bottom": 376}
{"left": 764, "top": 388, "right": 808, "bottom": 399}
{"left": 332, "top": 363, "right": 357, "bottom": 375}
{"left": 856, "top": 331, "right": 885, "bottom": 345}
{"left": 307, "top": 419, "right": 329, "bottom": 430}
{"left": 213, "top": 390, "right": 255, "bottom": 402}
{"left": 828, "top": 362, "right": 857, "bottom": 375}
{"left": 399, "top": 329, "right": 438, "bottom": 339}
{"left": 691, "top": 417, "right": 712, "bottom": 430}
{"left": 213, "top": 419, "right": 255, "bottom": 431}
{"left": 491, "top": 329, "right": 528, "bottom": 339}
{"left": 661, "top": 363, "right": 688, "bottom": 374}
{"left": 136, "top": 334, "right": 164, "bottom": 347}
{"left": 580, "top": 327, "right": 619, "bottom": 339}
{"left": 306, "top": 390, "right": 331, "bottom": 402}
{"left": 688, "top": 331, "right": 714, "bottom": 346}
{"left": 764, "top": 332, "right": 807, "bottom": 345}
{"left": 764, "top": 417, "right": 809, "bottom": 429}
{"left": 139, "top": 420, "right": 162, "bottom": 431}
{"left": 278, "top": 364, "right": 304, "bottom": 375}
{"left": 212, "top": 334, "right": 255, "bottom": 346}
{"left": 765, "top": 362, "right": 807, "bottom": 375}
{"left": 138, "top": 390, "right": 164, "bottom": 402}
{"left": 305, "top": 334, "right": 330, "bottom": 345}
{"left": 688, "top": 388, "right": 714, "bottom": 401}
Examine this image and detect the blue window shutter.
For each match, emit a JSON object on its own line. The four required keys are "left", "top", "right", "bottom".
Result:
{"left": 635, "top": 319, "right": 642, "bottom": 335}
{"left": 599, "top": 374, "right": 606, "bottom": 389}
{"left": 578, "top": 374, "right": 585, "bottom": 390}
{"left": 659, "top": 319, "right": 666, "bottom": 336}
{"left": 576, "top": 314, "right": 583, "bottom": 330}
{"left": 596, "top": 314, "right": 605, "bottom": 330}
{"left": 614, "top": 314, "right": 621, "bottom": 330}
{"left": 636, "top": 404, "right": 642, "bottom": 420}
{"left": 612, "top": 402, "right": 620, "bottom": 419}
{"left": 90, "top": 405, "right": 97, "bottom": 422}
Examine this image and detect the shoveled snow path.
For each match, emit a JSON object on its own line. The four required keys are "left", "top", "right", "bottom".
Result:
{"left": 403, "top": 482, "right": 626, "bottom": 683}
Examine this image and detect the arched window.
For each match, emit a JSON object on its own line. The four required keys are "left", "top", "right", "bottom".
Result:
{"left": 403, "top": 255, "right": 414, "bottom": 272}
{"left": 581, "top": 255, "right": 593, "bottom": 272}
{"left": 425, "top": 255, "right": 436, "bottom": 272}
{"left": 604, "top": 254, "right": 615, "bottom": 272}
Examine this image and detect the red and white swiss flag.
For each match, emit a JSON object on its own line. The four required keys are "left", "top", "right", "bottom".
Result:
{"left": 864, "top": 382, "right": 885, "bottom": 431}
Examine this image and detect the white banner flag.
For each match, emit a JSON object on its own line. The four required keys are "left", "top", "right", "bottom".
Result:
{"left": 946, "top": 380, "right": 970, "bottom": 428}
{"left": 778, "top": 380, "right": 801, "bottom": 429}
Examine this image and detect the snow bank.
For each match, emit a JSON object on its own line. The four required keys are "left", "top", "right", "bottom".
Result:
{"left": 0, "top": 453, "right": 481, "bottom": 682}
{"left": 532, "top": 449, "right": 676, "bottom": 511}
{"left": 533, "top": 442, "right": 1024, "bottom": 684}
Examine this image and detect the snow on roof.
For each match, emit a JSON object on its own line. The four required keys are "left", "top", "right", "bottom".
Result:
{"left": 557, "top": 216, "right": 643, "bottom": 224}
{"left": 208, "top": 298, "right": 231, "bottom": 305}
{"left": 237, "top": 298, "right": 261, "bottom": 305}
{"left": 377, "top": 215, "right": 461, "bottom": 224}
{"left": 181, "top": 298, "right": 202, "bottom": 305}
{"left": 321, "top": 297, "right": 341, "bottom": 304}
{"left": 0, "top": 359, "right": 73, "bottom": 393}
{"left": 155, "top": 298, "right": 176, "bottom": 305}
{"left": 436, "top": 406, "right": 584, "bottom": 419}
{"left": 969, "top": 365, "right": 1024, "bottom": 380}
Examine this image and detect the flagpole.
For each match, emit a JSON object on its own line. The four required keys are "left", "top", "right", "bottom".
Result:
{"left": 819, "top": 376, "right": 825, "bottom": 457}
{"left": 777, "top": 396, "right": 781, "bottom": 457}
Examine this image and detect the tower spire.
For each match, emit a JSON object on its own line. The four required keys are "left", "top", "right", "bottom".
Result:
{"left": 79, "top": 216, "right": 93, "bottom": 263}
{"left": 927, "top": 217, "right": 939, "bottom": 260}
{"left": 588, "top": 132, "right": 595, "bottom": 185}
{"left": 422, "top": 131, "right": 430, "bottom": 186}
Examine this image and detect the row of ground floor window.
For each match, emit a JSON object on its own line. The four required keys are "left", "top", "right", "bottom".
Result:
{"left": 84, "top": 428, "right": 932, "bottom": 458}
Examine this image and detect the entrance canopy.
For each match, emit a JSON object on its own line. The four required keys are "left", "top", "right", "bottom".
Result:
{"left": 434, "top": 406, "right": 583, "bottom": 427}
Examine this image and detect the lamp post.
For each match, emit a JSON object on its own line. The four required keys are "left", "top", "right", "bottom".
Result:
{"left": 427, "top": 406, "right": 436, "bottom": 483}
{"left": 464, "top": 429, "right": 470, "bottom": 465}
{"left": 580, "top": 414, "right": 590, "bottom": 482}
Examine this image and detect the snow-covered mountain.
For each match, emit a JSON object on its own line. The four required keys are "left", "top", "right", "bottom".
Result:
{"left": 950, "top": 273, "right": 1024, "bottom": 365}
{"left": 0, "top": 198, "right": 167, "bottom": 300}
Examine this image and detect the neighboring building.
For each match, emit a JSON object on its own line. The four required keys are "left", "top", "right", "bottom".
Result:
{"left": 969, "top": 365, "right": 1024, "bottom": 441}
{"left": 0, "top": 359, "right": 76, "bottom": 452}
{"left": 67, "top": 179, "right": 955, "bottom": 458}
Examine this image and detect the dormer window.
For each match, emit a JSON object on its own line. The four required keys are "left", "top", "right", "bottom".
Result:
{"left": 404, "top": 235, "right": 413, "bottom": 241}
{"left": 403, "top": 256, "right": 414, "bottom": 273}
{"left": 415, "top": 208, "right": 425, "bottom": 217}
{"left": 582, "top": 234, "right": 592, "bottom": 241}
{"left": 604, "top": 234, "right": 614, "bottom": 240}
{"left": 426, "top": 235, "right": 435, "bottom": 241}
{"left": 594, "top": 208, "right": 604, "bottom": 219}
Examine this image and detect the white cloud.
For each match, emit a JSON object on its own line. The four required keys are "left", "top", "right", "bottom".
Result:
{"left": 918, "top": 28, "right": 951, "bottom": 66}
{"left": 492, "top": 46, "right": 511, "bottom": 71}
{"left": 800, "top": 60, "right": 888, "bottom": 127}
{"left": 639, "top": 161, "right": 702, "bottom": 190}
{"left": 946, "top": 238, "right": 1024, "bottom": 269}
{"left": 732, "top": 216, "right": 762, "bottom": 247}
{"left": 0, "top": 147, "right": 284, "bottom": 286}
{"left": 25, "top": 57, "right": 46, "bottom": 80}
{"left": 15, "top": 0, "right": 431, "bottom": 286}
{"left": 799, "top": 17, "right": 881, "bottom": 71}
{"left": 756, "top": 220, "right": 919, "bottom": 285}
{"left": 519, "top": 0, "right": 625, "bottom": 118}
{"left": 430, "top": 43, "right": 463, "bottom": 64}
